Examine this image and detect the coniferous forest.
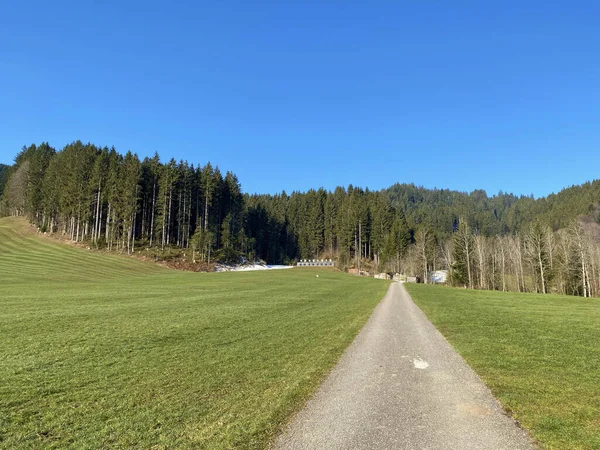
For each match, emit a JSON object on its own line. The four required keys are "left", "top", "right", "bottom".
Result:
{"left": 3, "top": 141, "right": 600, "bottom": 298}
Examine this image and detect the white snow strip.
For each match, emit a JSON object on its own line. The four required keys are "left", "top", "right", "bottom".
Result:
{"left": 216, "top": 264, "right": 294, "bottom": 272}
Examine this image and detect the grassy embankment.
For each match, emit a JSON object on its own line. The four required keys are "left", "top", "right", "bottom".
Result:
{"left": 0, "top": 217, "right": 389, "bottom": 449}
{"left": 406, "top": 283, "right": 600, "bottom": 450}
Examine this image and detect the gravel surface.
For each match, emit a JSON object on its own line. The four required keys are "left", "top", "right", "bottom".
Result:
{"left": 274, "top": 282, "right": 535, "bottom": 450}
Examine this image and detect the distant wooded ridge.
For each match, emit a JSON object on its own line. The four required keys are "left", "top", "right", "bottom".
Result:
{"left": 2, "top": 141, "right": 600, "bottom": 298}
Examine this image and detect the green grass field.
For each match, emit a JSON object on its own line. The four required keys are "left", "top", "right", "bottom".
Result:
{"left": 406, "top": 283, "right": 600, "bottom": 450}
{"left": 0, "top": 218, "right": 389, "bottom": 449}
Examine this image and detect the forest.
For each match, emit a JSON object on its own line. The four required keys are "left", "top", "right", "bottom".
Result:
{"left": 2, "top": 141, "right": 600, "bottom": 297}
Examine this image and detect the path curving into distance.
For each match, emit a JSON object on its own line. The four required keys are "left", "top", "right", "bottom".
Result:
{"left": 274, "top": 283, "right": 535, "bottom": 450}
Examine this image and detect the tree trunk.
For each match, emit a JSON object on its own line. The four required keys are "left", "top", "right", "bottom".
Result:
{"left": 167, "top": 188, "right": 173, "bottom": 245}
{"left": 466, "top": 242, "right": 473, "bottom": 290}
{"left": 186, "top": 191, "right": 192, "bottom": 248}
{"left": 106, "top": 203, "right": 111, "bottom": 244}
{"left": 204, "top": 195, "right": 209, "bottom": 232}
{"left": 515, "top": 238, "right": 525, "bottom": 292}
{"left": 150, "top": 181, "right": 156, "bottom": 247}
{"left": 358, "top": 221, "right": 362, "bottom": 274}
{"left": 161, "top": 189, "right": 167, "bottom": 250}
{"left": 538, "top": 249, "right": 546, "bottom": 294}
{"left": 354, "top": 229, "right": 358, "bottom": 272}
{"left": 132, "top": 210, "right": 137, "bottom": 254}
{"left": 94, "top": 180, "right": 101, "bottom": 244}
{"left": 98, "top": 203, "right": 103, "bottom": 245}
{"left": 500, "top": 239, "right": 506, "bottom": 292}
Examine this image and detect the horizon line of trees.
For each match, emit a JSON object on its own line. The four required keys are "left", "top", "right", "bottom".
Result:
{"left": 1, "top": 142, "right": 245, "bottom": 263}
{"left": 2, "top": 141, "right": 600, "bottom": 299}
{"left": 402, "top": 217, "right": 600, "bottom": 298}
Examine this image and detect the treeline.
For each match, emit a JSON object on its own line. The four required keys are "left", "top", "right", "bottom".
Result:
{"left": 246, "top": 187, "right": 410, "bottom": 269}
{"left": 387, "top": 181, "right": 600, "bottom": 238}
{"left": 1, "top": 142, "right": 245, "bottom": 262}
{"left": 401, "top": 217, "right": 600, "bottom": 298}
{"left": 0, "top": 164, "right": 10, "bottom": 198}
{"left": 0, "top": 142, "right": 411, "bottom": 268}
{"left": 3, "top": 141, "right": 600, "bottom": 299}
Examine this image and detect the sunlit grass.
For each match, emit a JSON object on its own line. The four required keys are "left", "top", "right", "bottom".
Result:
{"left": 0, "top": 218, "right": 389, "bottom": 449}
{"left": 406, "top": 283, "right": 600, "bottom": 450}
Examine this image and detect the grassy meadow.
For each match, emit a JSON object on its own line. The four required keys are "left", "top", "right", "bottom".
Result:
{"left": 406, "top": 283, "right": 600, "bottom": 450}
{"left": 0, "top": 218, "right": 389, "bottom": 449}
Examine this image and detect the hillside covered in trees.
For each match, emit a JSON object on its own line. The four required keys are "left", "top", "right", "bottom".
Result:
{"left": 2, "top": 141, "right": 600, "bottom": 298}
{"left": 0, "top": 164, "right": 10, "bottom": 198}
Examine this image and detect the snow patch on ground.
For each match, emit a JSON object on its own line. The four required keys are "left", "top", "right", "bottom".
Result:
{"left": 413, "top": 358, "right": 429, "bottom": 370}
{"left": 216, "top": 264, "right": 293, "bottom": 272}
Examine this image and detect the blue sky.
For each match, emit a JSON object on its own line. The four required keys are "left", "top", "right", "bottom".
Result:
{"left": 1, "top": 1, "right": 599, "bottom": 197}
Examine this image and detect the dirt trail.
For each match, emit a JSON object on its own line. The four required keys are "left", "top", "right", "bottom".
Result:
{"left": 274, "top": 282, "right": 535, "bottom": 450}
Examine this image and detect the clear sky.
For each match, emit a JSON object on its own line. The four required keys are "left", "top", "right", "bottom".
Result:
{"left": 1, "top": 1, "right": 599, "bottom": 197}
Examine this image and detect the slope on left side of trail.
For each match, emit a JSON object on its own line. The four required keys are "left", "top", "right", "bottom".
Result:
{"left": 0, "top": 217, "right": 166, "bottom": 284}
{"left": 0, "top": 216, "right": 393, "bottom": 449}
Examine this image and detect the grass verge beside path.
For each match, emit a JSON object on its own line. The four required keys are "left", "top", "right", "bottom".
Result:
{"left": 0, "top": 218, "right": 389, "bottom": 449}
{"left": 405, "top": 284, "right": 600, "bottom": 450}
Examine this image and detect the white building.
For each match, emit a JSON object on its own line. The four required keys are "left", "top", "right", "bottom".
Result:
{"left": 428, "top": 270, "right": 448, "bottom": 284}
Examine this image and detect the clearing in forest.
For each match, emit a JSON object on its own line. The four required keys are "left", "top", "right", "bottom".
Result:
{"left": 0, "top": 217, "right": 389, "bottom": 449}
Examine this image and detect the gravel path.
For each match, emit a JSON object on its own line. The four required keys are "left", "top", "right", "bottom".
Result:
{"left": 274, "top": 282, "right": 535, "bottom": 450}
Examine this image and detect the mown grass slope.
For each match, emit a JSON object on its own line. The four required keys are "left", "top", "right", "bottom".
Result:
{"left": 406, "top": 283, "right": 600, "bottom": 450}
{"left": 0, "top": 218, "right": 389, "bottom": 449}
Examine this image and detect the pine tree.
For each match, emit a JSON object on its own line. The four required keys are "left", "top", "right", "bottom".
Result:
{"left": 119, "top": 151, "right": 140, "bottom": 254}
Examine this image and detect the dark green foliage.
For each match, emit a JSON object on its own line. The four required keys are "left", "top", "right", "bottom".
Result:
{"left": 0, "top": 163, "right": 10, "bottom": 196}
{"left": 386, "top": 182, "right": 600, "bottom": 238}
{"left": 0, "top": 163, "right": 11, "bottom": 215}
{"left": 4, "top": 142, "right": 252, "bottom": 262}
{"left": 6, "top": 141, "right": 600, "bottom": 268}
{"left": 244, "top": 187, "right": 411, "bottom": 268}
